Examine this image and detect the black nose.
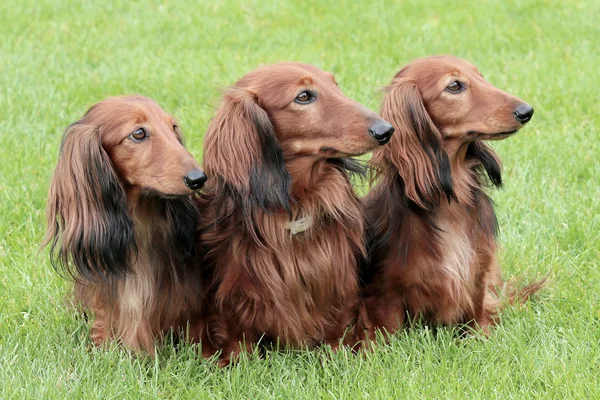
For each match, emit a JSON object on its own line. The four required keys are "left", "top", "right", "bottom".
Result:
{"left": 369, "top": 120, "right": 395, "bottom": 145}
{"left": 514, "top": 104, "right": 534, "bottom": 124}
{"left": 183, "top": 170, "right": 207, "bottom": 190}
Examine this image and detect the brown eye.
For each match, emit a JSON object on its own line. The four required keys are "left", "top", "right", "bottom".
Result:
{"left": 129, "top": 127, "right": 148, "bottom": 142}
{"left": 294, "top": 90, "right": 315, "bottom": 104}
{"left": 445, "top": 81, "right": 464, "bottom": 93}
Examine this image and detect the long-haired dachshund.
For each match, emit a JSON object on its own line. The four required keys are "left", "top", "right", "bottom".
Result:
{"left": 198, "top": 62, "right": 394, "bottom": 364}
{"left": 43, "top": 96, "right": 207, "bottom": 353}
{"left": 360, "top": 55, "right": 545, "bottom": 339}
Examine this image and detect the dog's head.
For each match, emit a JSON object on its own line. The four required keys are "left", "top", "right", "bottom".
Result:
{"left": 81, "top": 95, "right": 206, "bottom": 196}
{"left": 203, "top": 62, "right": 394, "bottom": 213}
{"left": 373, "top": 55, "right": 534, "bottom": 208}
{"left": 44, "top": 96, "right": 203, "bottom": 280}
{"left": 400, "top": 55, "right": 534, "bottom": 141}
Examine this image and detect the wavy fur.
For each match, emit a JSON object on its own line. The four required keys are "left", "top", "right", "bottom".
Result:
{"left": 360, "top": 56, "right": 545, "bottom": 340}
{"left": 43, "top": 96, "right": 207, "bottom": 353}
{"left": 198, "top": 62, "right": 393, "bottom": 364}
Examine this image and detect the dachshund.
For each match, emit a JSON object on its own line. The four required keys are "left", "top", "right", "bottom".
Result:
{"left": 197, "top": 62, "right": 394, "bottom": 364}
{"left": 43, "top": 96, "right": 208, "bottom": 353}
{"left": 360, "top": 55, "right": 545, "bottom": 340}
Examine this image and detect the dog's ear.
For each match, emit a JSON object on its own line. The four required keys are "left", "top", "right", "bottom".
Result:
{"left": 43, "top": 122, "right": 134, "bottom": 281}
{"left": 467, "top": 141, "right": 503, "bottom": 188}
{"left": 203, "top": 88, "right": 291, "bottom": 213}
{"left": 374, "top": 78, "right": 454, "bottom": 209}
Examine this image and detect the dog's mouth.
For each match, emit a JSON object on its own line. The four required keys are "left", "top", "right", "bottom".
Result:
{"left": 319, "top": 147, "right": 364, "bottom": 158}
{"left": 141, "top": 188, "right": 198, "bottom": 200}
{"left": 467, "top": 130, "right": 519, "bottom": 141}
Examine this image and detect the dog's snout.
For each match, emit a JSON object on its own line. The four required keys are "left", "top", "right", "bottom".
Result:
{"left": 513, "top": 104, "right": 534, "bottom": 124}
{"left": 183, "top": 169, "right": 207, "bottom": 190}
{"left": 369, "top": 120, "right": 395, "bottom": 145}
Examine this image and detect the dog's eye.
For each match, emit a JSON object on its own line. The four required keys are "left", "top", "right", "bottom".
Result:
{"left": 294, "top": 91, "right": 316, "bottom": 105}
{"left": 173, "top": 124, "right": 179, "bottom": 130}
{"left": 445, "top": 81, "right": 464, "bottom": 93}
{"left": 129, "top": 128, "right": 148, "bottom": 142}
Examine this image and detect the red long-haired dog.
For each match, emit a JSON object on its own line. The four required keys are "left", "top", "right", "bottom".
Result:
{"left": 360, "top": 55, "right": 544, "bottom": 338}
{"left": 44, "top": 96, "right": 207, "bottom": 353}
{"left": 198, "top": 62, "right": 394, "bottom": 364}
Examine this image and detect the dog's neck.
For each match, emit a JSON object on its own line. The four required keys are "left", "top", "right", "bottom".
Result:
{"left": 124, "top": 188, "right": 196, "bottom": 269}
{"left": 280, "top": 158, "right": 326, "bottom": 229}
{"left": 126, "top": 188, "right": 162, "bottom": 224}
{"left": 128, "top": 195, "right": 162, "bottom": 243}
{"left": 442, "top": 137, "right": 469, "bottom": 164}
{"left": 443, "top": 138, "right": 489, "bottom": 206}
{"left": 285, "top": 157, "right": 328, "bottom": 197}
{"left": 282, "top": 156, "right": 360, "bottom": 232}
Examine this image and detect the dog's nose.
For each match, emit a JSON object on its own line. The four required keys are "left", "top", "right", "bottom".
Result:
{"left": 183, "top": 170, "right": 207, "bottom": 190}
{"left": 514, "top": 104, "right": 534, "bottom": 124}
{"left": 369, "top": 120, "right": 395, "bottom": 145}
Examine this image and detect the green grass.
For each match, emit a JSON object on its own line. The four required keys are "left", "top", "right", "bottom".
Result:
{"left": 1, "top": 0, "right": 598, "bottom": 398}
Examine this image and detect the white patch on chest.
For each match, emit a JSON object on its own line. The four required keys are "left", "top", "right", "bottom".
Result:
{"left": 118, "top": 239, "right": 156, "bottom": 342}
{"left": 436, "top": 217, "right": 474, "bottom": 288}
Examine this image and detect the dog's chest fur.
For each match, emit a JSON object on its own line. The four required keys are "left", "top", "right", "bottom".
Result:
{"left": 245, "top": 219, "right": 359, "bottom": 344}
{"left": 435, "top": 205, "right": 475, "bottom": 292}
{"left": 215, "top": 168, "right": 364, "bottom": 344}
{"left": 386, "top": 203, "right": 480, "bottom": 325}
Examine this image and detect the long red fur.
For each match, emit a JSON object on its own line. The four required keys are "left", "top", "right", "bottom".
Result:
{"left": 359, "top": 55, "right": 545, "bottom": 340}
{"left": 197, "top": 62, "right": 394, "bottom": 364}
{"left": 44, "top": 96, "right": 208, "bottom": 353}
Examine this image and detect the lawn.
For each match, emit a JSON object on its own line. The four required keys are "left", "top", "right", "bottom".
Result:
{"left": 0, "top": 0, "right": 598, "bottom": 398}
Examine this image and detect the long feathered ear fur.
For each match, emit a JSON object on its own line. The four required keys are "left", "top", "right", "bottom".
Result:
{"left": 43, "top": 122, "right": 134, "bottom": 281}
{"left": 375, "top": 78, "right": 454, "bottom": 209}
{"left": 466, "top": 141, "right": 503, "bottom": 188}
{"left": 203, "top": 88, "right": 291, "bottom": 214}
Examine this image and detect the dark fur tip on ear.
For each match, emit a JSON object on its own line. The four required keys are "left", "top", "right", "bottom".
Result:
{"left": 249, "top": 166, "right": 291, "bottom": 214}
{"left": 65, "top": 174, "right": 135, "bottom": 282}
{"left": 203, "top": 87, "right": 291, "bottom": 216}
{"left": 248, "top": 100, "right": 292, "bottom": 214}
{"left": 45, "top": 123, "right": 136, "bottom": 282}
{"left": 467, "top": 141, "right": 503, "bottom": 188}
{"left": 79, "top": 142, "right": 135, "bottom": 281}
{"left": 380, "top": 79, "right": 455, "bottom": 209}
{"left": 406, "top": 97, "right": 455, "bottom": 203}
{"left": 48, "top": 191, "right": 135, "bottom": 283}
{"left": 436, "top": 150, "right": 456, "bottom": 202}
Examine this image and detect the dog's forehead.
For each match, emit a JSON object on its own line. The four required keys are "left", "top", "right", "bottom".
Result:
{"left": 248, "top": 63, "right": 336, "bottom": 89}
{"left": 91, "top": 97, "right": 172, "bottom": 132}
{"left": 454, "top": 59, "right": 480, "bottom": 75}
{"left": 441, "top": 57, "right": 481, "bottom": 78}
{"left": 296, "top": 72, "right": 336, "bottom": 88}
{"left": 406, "top": 56, "right": 481, "bottom": 80}
{"left": 96, "top": 96, "right": 161, "bottom": 115}
{"left": 132, "top": 100, "right": 172, "bottom": 124}
{"left": 295, "top": 64, "right": 337, "bottom": 84}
